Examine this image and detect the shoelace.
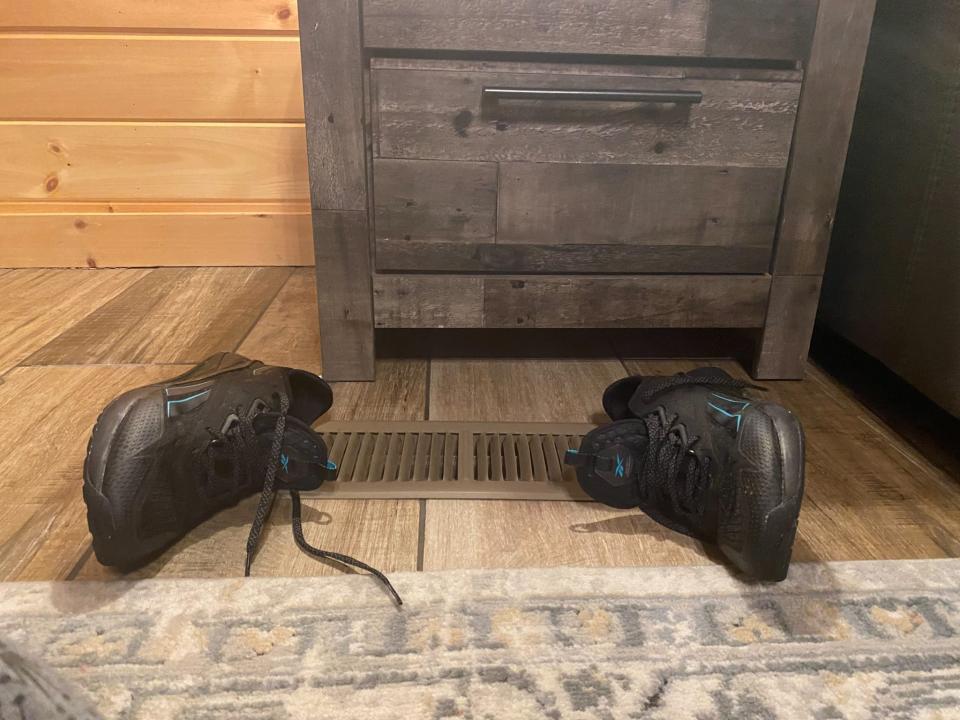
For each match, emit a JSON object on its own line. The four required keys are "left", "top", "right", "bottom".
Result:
{"left": 206, "top": 393, "right": 402, "bottom": 605}
{"left": 639, "top": 407, "right": 710, "bottom": 519}
{"left": 632, "top": 372, "right": 759, "bottom": 518}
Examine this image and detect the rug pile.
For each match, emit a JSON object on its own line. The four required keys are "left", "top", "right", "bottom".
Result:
{"left": 1, "top": 560, "right": 958, "bottom": 718}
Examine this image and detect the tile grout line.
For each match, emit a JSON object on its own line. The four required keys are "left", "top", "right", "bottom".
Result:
{"left": 611, "top": 331, "right": 632, "bottom": 375}
{"left": 230, "top": 267, "right": 297, "bottom": 352}
{"left": 416, "top": 339, "right": 433, "bottom": 571}
{"left": 423, "top": 350, "right": 432, "bottom": 422}
{"left": 416, "top": 499, "right": 427, "bottom": 572}
{"left": 65, "top": 545, "right": 94, "bottom": 581}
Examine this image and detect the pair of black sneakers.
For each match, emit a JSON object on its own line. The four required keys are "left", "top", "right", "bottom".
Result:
{"left": 82, "top": 353, "right": 805, "bottom": 604}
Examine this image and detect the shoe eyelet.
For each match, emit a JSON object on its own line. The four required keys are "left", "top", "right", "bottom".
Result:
{"left": 220, "top": 413, "right": 240, "bottom": 434}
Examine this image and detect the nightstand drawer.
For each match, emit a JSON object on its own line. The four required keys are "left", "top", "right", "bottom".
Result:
{"left": 372, "top": 59, "right": 802, "bottom": 166}
{"left": 371, "top": 59, "right": 801, "bottom": 275}
{"left": 363, "top": 0, "right": 818, "bottom": 63}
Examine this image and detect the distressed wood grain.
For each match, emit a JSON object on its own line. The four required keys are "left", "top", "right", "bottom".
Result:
{"left": 373, "top": 61, "right": 801, "bottom": 167}
{"left": 309, "top": 210, "right": 375, "bottom": 379}
{"left": 483, "top": 276, "right": 771, "bottom": 329}
{"left": 362, "top": 0, "right": 817, "bottom": 61}
{"left": 372, "top": 275, "right": 771, "bottom": 329}
{"left": 373, "top": 275, "right": 484, "bottom": 328}
{"left": 497, "top": 163, "right": 786, "bottom": 248}
{"left": 375, "top": 240, "right": 771, "bottom": 275}
{"left": 373, "top": 158, "right": 497, "bottom": 243}
{"left": 705, "top": 0, "right": 817, "bottom": 60}
{"left": 297, "top": 0, "right": 367, "bottom": 212}
{"left": 754, "top": 275, "right": 823, "bottom": 379}
{"left": 298, "top": 0, "right": 374, "bottom": 380}
{"left": 774, "top": 0, "right": 879, "bottom": 275}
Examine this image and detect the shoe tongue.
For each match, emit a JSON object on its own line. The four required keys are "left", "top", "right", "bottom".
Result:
{"left": 628, "top": 367, "right": 740, "bottom": 417}
{"left": 253, "top": 413, "right": 336, "bottom": 491}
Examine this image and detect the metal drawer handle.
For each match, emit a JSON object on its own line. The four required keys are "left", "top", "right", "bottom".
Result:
{"left": 482, "top": 87, "right": 703, "bottom": 104}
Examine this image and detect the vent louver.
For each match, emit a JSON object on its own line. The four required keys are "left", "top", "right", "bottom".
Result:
{"left": 310, "top": 422, "right": 593, "bottom": 500}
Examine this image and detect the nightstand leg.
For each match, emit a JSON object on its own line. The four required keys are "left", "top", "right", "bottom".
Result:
{"left": 755, "top": 0, "right": 877, "bottom": 380}
{"left": 754, "top": 275, "right": 823, "bottom": 380}
{"left": 299, "top": 0, "right": 374, "bottom": 381}
{"left": 313, "top": 210, "right": 376, "bottom": 381}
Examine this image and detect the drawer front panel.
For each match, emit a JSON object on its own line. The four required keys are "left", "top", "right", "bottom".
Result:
{"left": 375, "top": 161, "right": 781, "bottom": 274}
{"left": 373, "top": 275, "right": 772, "bottom": 329}
{"left": 362, "top": 0, "right": 818, "bottom": 63}
{"left": 373, "top": 60, "right": 802, "bottom": 167}
{"left": 374, "top": 158, "right": 497, "bottom": 244}
{"left": 371, "top": 60, "right": 800, "bottom": 275}
{"left": 497, "top": 164, "right": 786, "bottom": 248}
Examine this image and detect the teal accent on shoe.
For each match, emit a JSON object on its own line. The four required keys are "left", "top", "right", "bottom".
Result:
{"left": 711, "top": 393, "right": 751, "bottom": 407}
{"left": 165, "top": 389, "right": 210, "bottom": 415}
{"left": 280, "top": 453, "right": 290, "bottom": 473}
{"left": 708, "top": 401, "right": 745, "bottom": 432}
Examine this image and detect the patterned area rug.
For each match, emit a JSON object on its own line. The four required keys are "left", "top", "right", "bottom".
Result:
{"left": 1, "top": 560, "right": 959, "bottom": 719}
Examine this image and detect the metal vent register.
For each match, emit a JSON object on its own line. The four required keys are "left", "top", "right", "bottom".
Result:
{"left": 308, "top": 422, "right": 593, "bottom": 500}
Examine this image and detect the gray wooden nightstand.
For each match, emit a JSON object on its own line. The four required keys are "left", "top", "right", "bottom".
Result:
{"left": 298, "top": 0, "right": 877, "bottom": 381}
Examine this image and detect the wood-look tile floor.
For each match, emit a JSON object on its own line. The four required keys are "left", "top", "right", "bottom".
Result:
{"left": 1, "top": 267, "right": 957, "bottom": 583}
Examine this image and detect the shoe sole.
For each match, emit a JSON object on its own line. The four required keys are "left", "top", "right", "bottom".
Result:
{"left": 722, "top": 403, "right": 805, "bottom": 582}
{"left": 82, "top": 352, "right": 253, "bottom": 568}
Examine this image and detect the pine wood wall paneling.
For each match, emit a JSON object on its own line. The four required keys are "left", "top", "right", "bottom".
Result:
{"left": 0, "top": 3, "right": 309, "bottom": 267}
{"left": 0, "top": 1, "right": 300, "bottom": 33}
{"left": 0, "top": 202, "right": 313, "bottom": 268}
{"left": 0, "top": 123, "right": 309, "bottom": 201}
{"left": 0, "top": 35, "right": 305, "bottom": 122}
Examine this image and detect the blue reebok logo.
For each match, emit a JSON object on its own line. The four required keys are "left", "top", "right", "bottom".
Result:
{"left": 615, "top": 453, "right": 625, "bottom": 478}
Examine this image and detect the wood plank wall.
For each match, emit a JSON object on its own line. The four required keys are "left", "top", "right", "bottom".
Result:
{"left": 0, "top": 1, "right": 314, "bottom": 267}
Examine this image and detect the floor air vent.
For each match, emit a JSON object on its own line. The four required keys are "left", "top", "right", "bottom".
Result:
{"left": 310, "top": 422, "right": 593, "bottom": 500}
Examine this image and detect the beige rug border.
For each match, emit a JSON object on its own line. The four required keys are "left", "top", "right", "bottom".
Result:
{"left": 1, "top": 559, "right": 958, "bottom": 616}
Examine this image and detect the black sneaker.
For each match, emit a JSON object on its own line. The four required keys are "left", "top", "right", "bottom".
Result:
{"left": 566, "top": 368, "right": 805, "bottom": 581}
{"left": 82, "top": 352, "right": 400, "bottom": 603}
